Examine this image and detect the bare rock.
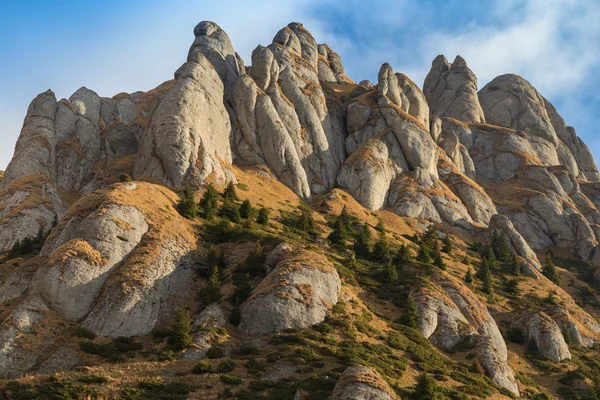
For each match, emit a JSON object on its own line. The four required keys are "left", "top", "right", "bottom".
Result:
{"left": 423, "top": 55, "right": 485, "bottom": 123}
{"left": 510, "top": 311, "right": 571, "bottom": 361}
{"left": 239, "top": 248, "right": 341, "bottom": 337}
{"left": 193, "top": 303, "right": 226, "bottom": 330}
{"left": 331, "top": 365, "right": 395, "bottom": 400}
{"left": 134, "top": 53, "right": 234, "bottom": 188}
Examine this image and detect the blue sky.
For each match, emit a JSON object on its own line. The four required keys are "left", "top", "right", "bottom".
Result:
{"left": 1, "top": 0, "right": 599, "bottom": 170}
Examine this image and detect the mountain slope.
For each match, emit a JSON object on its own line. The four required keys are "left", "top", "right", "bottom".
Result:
{"left": 1, "top": 20, "right": 600, "bottom": 400}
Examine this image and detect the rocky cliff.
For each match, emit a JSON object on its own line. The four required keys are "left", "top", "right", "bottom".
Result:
{"left": 2, "top": 20, "right": 600, "bottom": 400}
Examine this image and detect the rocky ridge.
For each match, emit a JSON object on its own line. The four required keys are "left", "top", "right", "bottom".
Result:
{"left": 1, "top": 19, "right": 600, "bottom": 399}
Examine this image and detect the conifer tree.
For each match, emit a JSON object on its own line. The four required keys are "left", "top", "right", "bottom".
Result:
{"left": 442, "top": 234, "right": 453, "bottom": 253}
{"left": 482, "top": 266, "right": 493, "bottom": 295}
{"left": 239, "top": 199, "right": 255, "bottom": 219}
{"left": 177, "top": 186, "right": 198, "bottom": 220}
{"left": 416, "top": 242, "right": 433, "bottom": 264}
{"left": 491, "top": 231, "right": 512, "bottom": 262}
{"left": 543, "top": 252, "right": 560, "bottom": 284}
{"left": 223, "top": 181, "right": 238, "bottom": 202}
{"left": 339, "top": 205, "right": 353, "bottom": 232}
{"left": 298, "top": 205, "right": 317, "bottom": 235}
{"left": 511, "top": 254, "right": 521, "bottom": 276}
{"left": 328, "top": 207, "right": 351, "bottom": 245}
{"left": 413, "top": 373, "right": 442, "bottom": 400}
{"left": 464, "top": 267, "right": 474, "bottom": 284}
{"left": 405, "top": 299, "right": 418, "bottom": 329}
{"left": 375, "top": 218, "right": 386, "bottom": 234}
{"left": 373, "top": 224, "right": 392, "bottom": 264}
{"left": 433, "top": 252, "right": 446, "bottom": 270}
{"left": 387, "top": 262, "right": 398, "bottom": 281}
{"left": 172, "top": 310, "right": 193, "bottom": 350}
{"left": 354, "top": 224, "right": 372, "bottom": 259}
{"left": 395, "top": 243, "right": 412, "bottom": 265}
{"left": 219, "top": 200, "right": 241, "bottom": 223}
{"left": 199, "top": 184, "right": 220, "bottom": 219}
{"left": 257, "top": 207, "right": 270, "bottom": 225}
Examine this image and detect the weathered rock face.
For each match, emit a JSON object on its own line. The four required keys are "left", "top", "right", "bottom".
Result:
{"left": 0, "top": 174, "right": 65, "bottom": 252}
{"left": 188, "top": 21, "right": 245, "bottom": 94}
{"left": 423, "top": 55, "right": 485, "bottom": 123}
{"left": 317, "top": 43, "right": 352, "bottom": 84}
{"left": 239, "top": 247, "right": 341, "bottom": 337}
{"left": 509, "top": 312, "right": 571, "bottom": 361}
{"left": 412, "top": 273, "right": 519, "bottom": 396}
{"left": 330, "top": 365, "right": 395, "bottom": 400}
{"left": 231, "top": 23, "right": 347, "bottom": 198}
{"left": 134, "top": 53, "right": 234, "bottom": 188}
{"left": 10, "top": 183, "right": 197, "bottom": 341}
{"left": 486, "top": 214, "right": 542, "bottom": 276}
{"left": 479, "top": 74, "right": 599, "bottom": 182}
{"left": 548, "top": 306, "right": 597, "bottom": 348}
{"left": 3, "top": 88, "right": 145, "bottom": 194}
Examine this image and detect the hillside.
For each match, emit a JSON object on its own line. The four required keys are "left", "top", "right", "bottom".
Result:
{"left": 1, "top": 20, "right": 600, "bottom": 400}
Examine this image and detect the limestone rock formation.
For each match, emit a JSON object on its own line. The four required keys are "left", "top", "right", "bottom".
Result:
{"left": 509, "top": 312, "right": 571, "bottom": 361}
{"left": 412, "top": 273, "right": 519, "bottom": 395}
{"left": 134, "top": 53, "right": 234, "bottom": 188}
{"left": 423, "top": 55, "right": 485, "bottom": 123}
{"left": 330, "top": 365, "right": 395, "bottom": 400}
{"left": 238, "top": 247, "right": 341, "bottom": 337}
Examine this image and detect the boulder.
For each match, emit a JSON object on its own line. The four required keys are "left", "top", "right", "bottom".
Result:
{"left": 330, "top": 365, "right": 395, "bottom": 400}
{"left": 239, "top": 248, "right": 341, "bottom": 336}
{"left": 510, "top": 312, "right": 571, "bottom": 361}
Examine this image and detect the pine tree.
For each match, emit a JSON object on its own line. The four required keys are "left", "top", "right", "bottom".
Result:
{"left": 505, "top": 278, "right": 520, "bottom": 297}
{"left": 219, "top": 200, "right": 241, "bottom": 223}
{"left": 223, "top": 181, "right": 239, "bottom": 202}
{"left": 477, "top": 256, "right": 492, "bottom": 280}
{"left": 491, "top": 231, "right": 512, "bottom": 262}
{"left": 298, "top": 205, "right": 317, "bottom": 235}
{"left": 375, "top": 218, "right": 386, "bottom": 234}
{"left": 543, "top": 252, "right": 560, "bottom": 284}
{"left": 339, "top": 205, "right": 353, "bottom": 232}
{"left": 177, "top": 186, "right": 198, "bottom": 220}
{"left": 433, "top": 252, "right": 446, "bottom": 270}
{"left": 172, "top": 310, "right": 192, "bottom": 350}
{"left": 405, "top": 299, "right": 418, "bottom": 329}
{"left": 386, "top": 262, "right": 398, "bottom": 282}
{"left": 464, "top": 267, "right": 474, "bottom": 284}
{"left": 354, "top": 224, "right": 372, "bottom": 259}
{"left": 482, "top": 267, "right": 493, "bottom": 295}
{"left": 442, "top": 234, "right": 453, "bottom": 253}
{"left": 416, "top": 242, "right": 433, "bottom": 264}
{"left": 484, "top": 246, "right": 497, "bottom": 268}
{"left": 373, "top": 228, "right": 392, "bottom": 264}
{"left": 256, "top": 207, "right": 270, "bottom": 225}
{"left": 511, "top": 254, "right": 521, "bottom": 276}
{"left": 413, "top": 373, "right": 441, "bottom": 400}
{"left": 208, "top": 265, "right": 220, "bottom": 289}
{"left": 394, "top": 243, "right": 412, "bottom": 265}
{"left": 199, "top": 184, "right": 220, "bottom": 219}
{"left": 239, "top": 199, "right": 255, "bottom": 219}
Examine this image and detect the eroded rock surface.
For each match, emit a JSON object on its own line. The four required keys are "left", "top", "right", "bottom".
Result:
{"left": 331, "top": 365, "right": 395, "bottom": 400}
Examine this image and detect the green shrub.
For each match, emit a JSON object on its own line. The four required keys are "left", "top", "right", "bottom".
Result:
{"left": 220, "top": 375, "right": 244, "bottom": 385}
{"left": 257, "top": 207, "right": 270, "bottom": 225}
{"left": 217, "top": 359, "right": 236, "bottom": 373}
{"left": 171, "top": 310, "right": 192, "bottom": 350}
{"left": 77, "top": 373, "right": 108, "bottom": 384}
{"left": 223, "top": 181, "right": 239, "bottom": 202}
{"left": 206, "top": 344, "right": 225, "bottom": 359}
{"left": 119, "top": 172, "right": 132, "bottom": 183}
{"left": 192, "top": 360, "right": 212, "bottom": 374}
{"left": 75, "top": 327, "right": 97, "bottom": 339}
{"left": 177, "top": 187, "right": 198, "bottom": 220}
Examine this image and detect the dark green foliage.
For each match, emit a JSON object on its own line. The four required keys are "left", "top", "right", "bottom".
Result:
{"left": 387, "top": 331, "right": 409, "bottom": 350}
{"left": 491, "top": 231, "right": 512, "bottom": 263}
{"left": 416, "top": 225, "right": 441, "bottom": 265}
{"left": 482, "top": 266, "right": 493, "bottom": 295}
{"left": 134, "top": 380, "right": 193, "bottom": 400}
{"left": 404, "top": 299, "right": 418, "bottom": 329}
{"left": 75, "top": 327, "right": 97, "bottom": 340}
{"left": 373, "top": 225, "right": 392, "bottom": 265}
{"left": 328, "top": 206, "right": 352, "bottom": 245}
{"left": 257, "top": 207, "right": 270, "bottom": 225}
{"left": 543, "top": 252, "right": 560, "bottom": 284}
{"left": 394, "top": 243, "right": 412, "bottom": 265}
{"left": 245, "top": 358, "right": 267, "bottom": 373}
{"left": 375, "top": 218, "right": 386, "bottom": 234}
{"left": 199, "top": 184, "right": 219, "bottom": 219}
{"left": 9, "top": 227, "right": 49, "bottom": 259}
{"left": 354, "top": 224, "right": 372, "bottom": 259}
{"left": 119, "top": 172, "right": 132, "bottom": 182}
{"left": 387, "top": 263, "right": 398, "bottom": 281}
{"left": 433, "top": 251, "right": 446, "bottom": 270}
{"left": 171, "top": 310, "right": 192, "bottom": 350}
{"left": 79, "top": 337, "right": 143, "bottom": 362}
{"left": 464, "top": 267, "right": 473, "bottom": 284}
{"left": 191, "top": 361, "right": 211, "bottom": 374}
{"left": 239, "top": 199, "right": 256, "bottom": 219}
{"left": 413, "top": 372, "right": 443, "bottom": 399}
{"left": 562, "top": 328, "right": 572, "bottom": 345}
{"left": 504, "top": 278, "right": 521, "bottom": 297}
{"left": 511, "top": 254, "right": 522, "bottom": 276}
{"left": 416, "top": 242, "right": 433, "bottom": 264}
{"left": 441, "top": 234, "right": 453, "bottom": 254}
{"left": 206, "top": 344, "right": 225, "bottom": 359}
{"left": 223, "top": 181, "right": 239, "bottom": 202}
{"left": 219, "top": 200, "right": 241, "bottom": 223}
{"left": 216, "top": 359, "right": 236, "bottom": 373}
{"left": 177, "top": 186, "right": 198, "bottom": 220}
{"left": 220, "top": 375, "right": 244, "bottom": 385}
{"left": 298, "top": 204, "right": 318, "bottom": 235}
